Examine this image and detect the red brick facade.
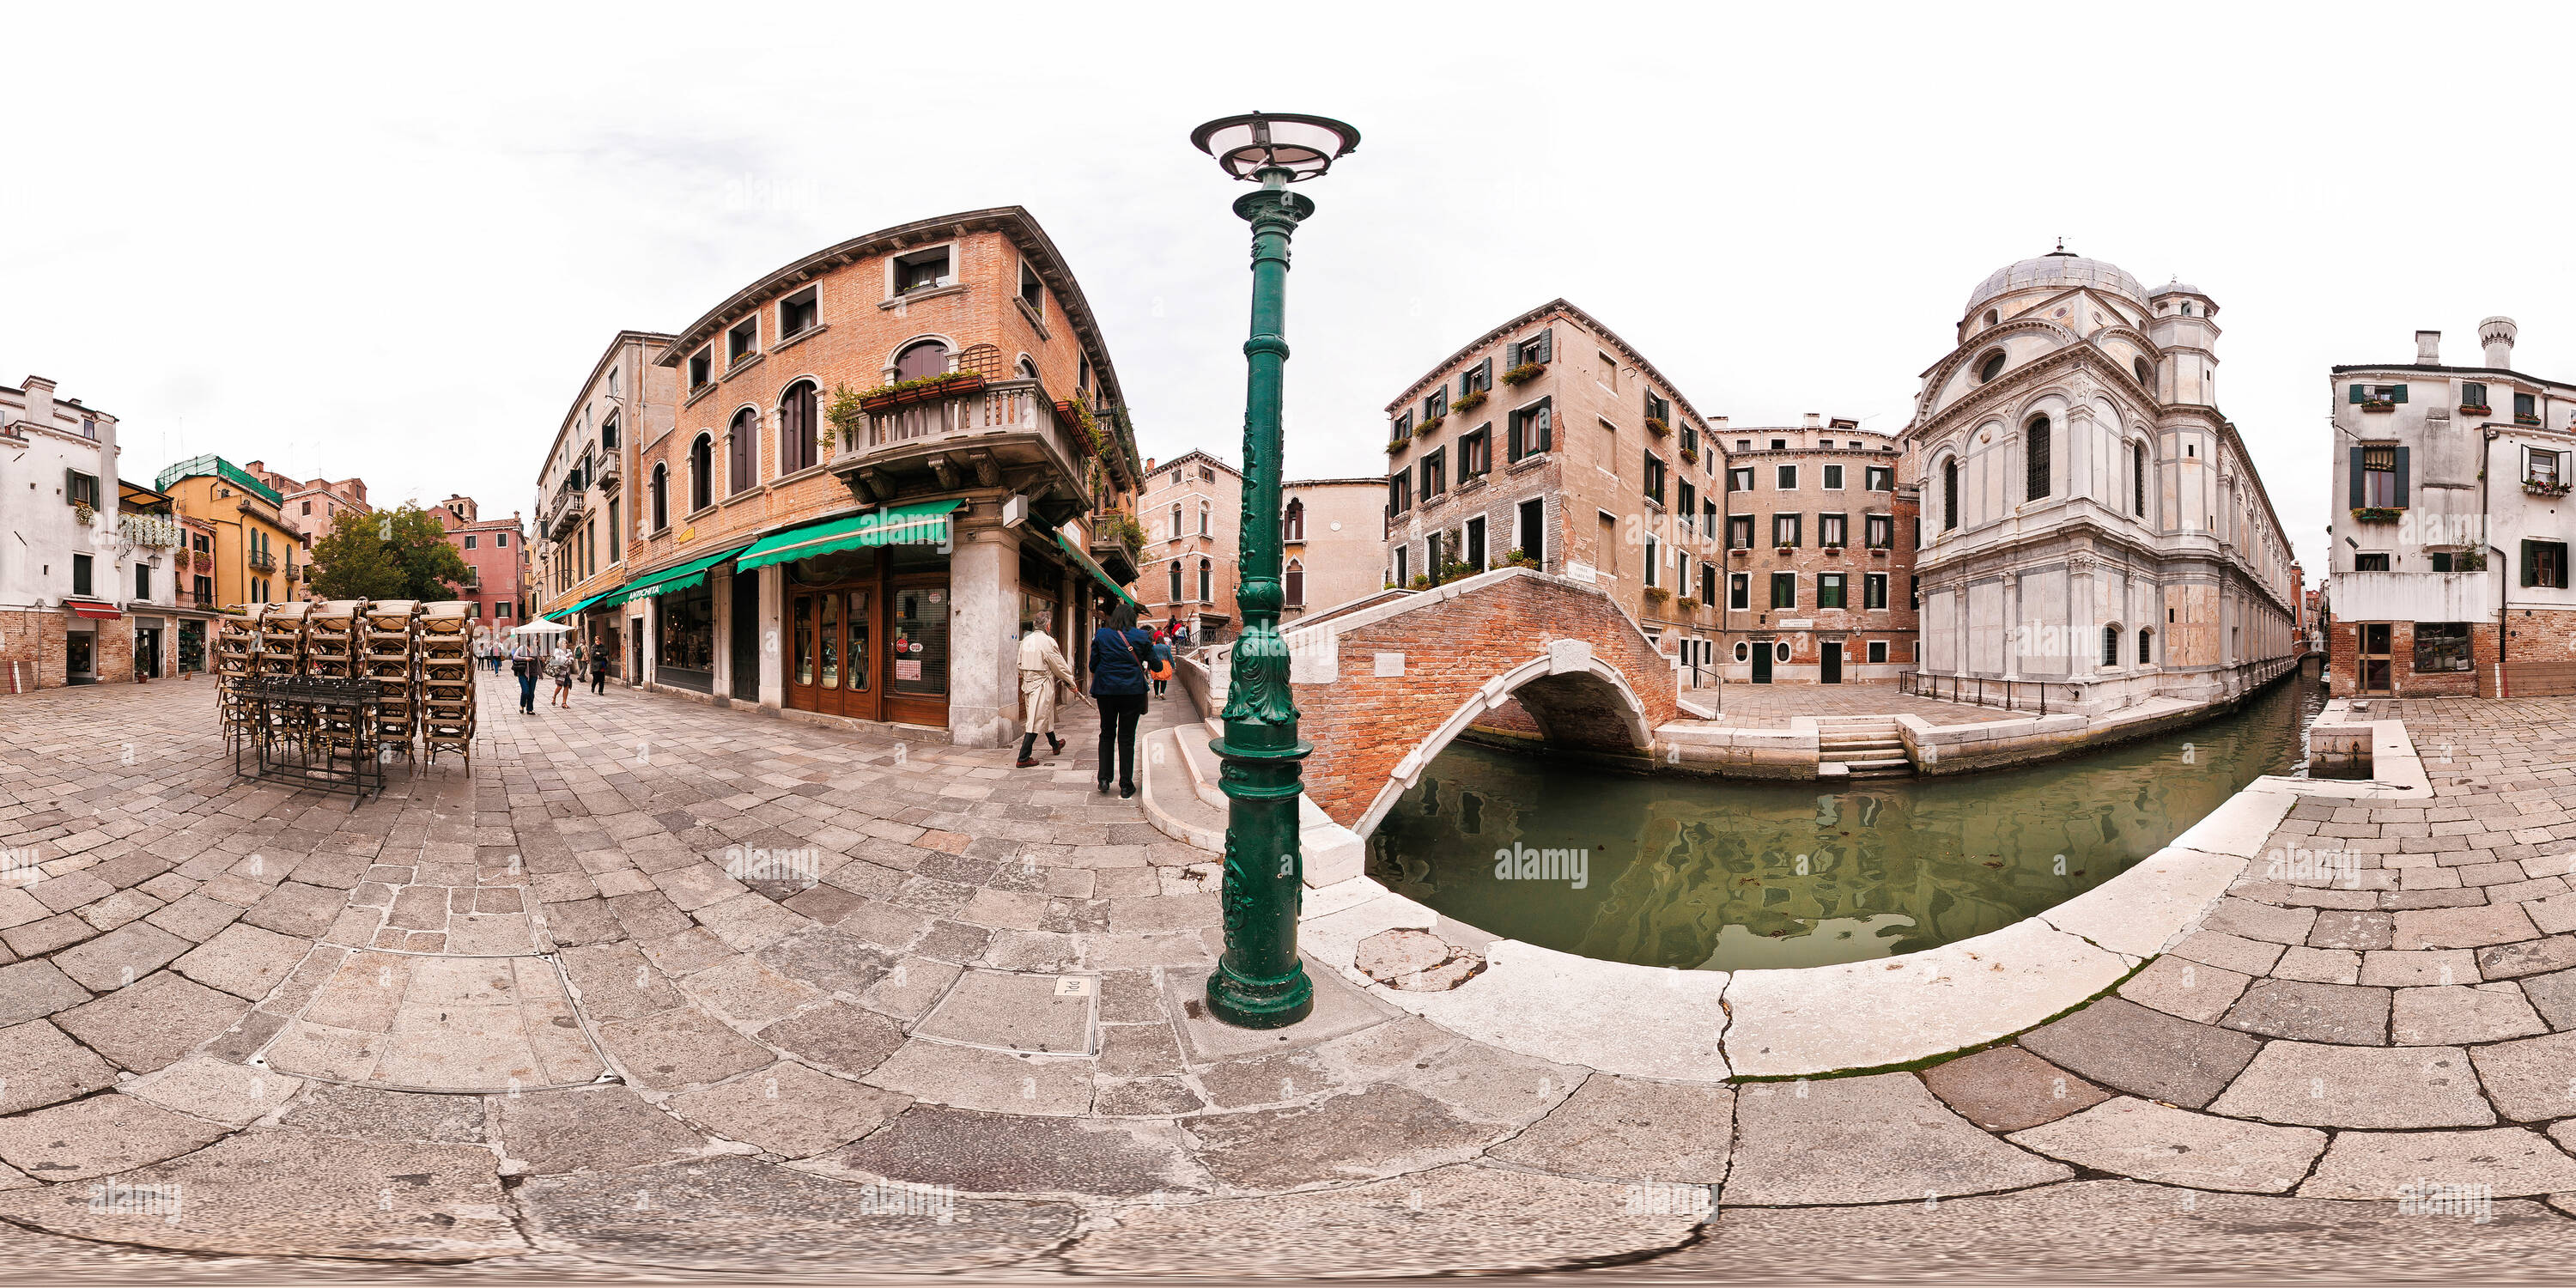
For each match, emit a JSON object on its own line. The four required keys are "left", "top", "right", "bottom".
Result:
{"left": 0, "top": 609, "right": 133, "bottom": 692}
{"left": 1292, "top": 571, "right": 1677, "bottom": 829}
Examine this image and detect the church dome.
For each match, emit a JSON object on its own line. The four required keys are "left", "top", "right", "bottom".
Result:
{"left": 1965, "top": 249, "right": 2147, "bottom": 315}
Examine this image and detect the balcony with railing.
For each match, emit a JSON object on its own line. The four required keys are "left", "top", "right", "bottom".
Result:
{"left": 119, "top": 513, "right": 182, "bottom": 549}
{"left": 830, "top": 377, "right": 1103, "bottom": 520}
{"left": 543, "top": 477, "right": 589, "bottom": 539}
{"left": 246, "top": 550, "right": 278, "bottom": 573}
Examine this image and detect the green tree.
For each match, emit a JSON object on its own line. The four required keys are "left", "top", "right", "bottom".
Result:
{"left": 308, "top": 505, "right": 474, "bottom": 602}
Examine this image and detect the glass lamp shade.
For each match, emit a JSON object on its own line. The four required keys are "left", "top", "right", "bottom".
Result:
{"left": 1190, "top": 113, "right": 1361, "bottom": 182}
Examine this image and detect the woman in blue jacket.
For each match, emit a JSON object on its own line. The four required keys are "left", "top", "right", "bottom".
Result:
{"left": 1087, "top": 600, "right": 1155, "bottom": 798}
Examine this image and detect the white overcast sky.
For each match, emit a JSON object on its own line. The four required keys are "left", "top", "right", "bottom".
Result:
{"left": 9, "top": 1, "right": 2573, "bottom": 584}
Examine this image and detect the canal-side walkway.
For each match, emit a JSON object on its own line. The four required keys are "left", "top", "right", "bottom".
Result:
{"left": 0, "top": 678, "right": 2573, "bottom": 1276}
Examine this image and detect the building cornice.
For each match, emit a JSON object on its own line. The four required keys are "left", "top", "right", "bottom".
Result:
{"left": 2330, "top": 361, "right": 2575, "bottom": 394}
{"left": 1383, "top": 298, "right": 1714, "bottom": 434}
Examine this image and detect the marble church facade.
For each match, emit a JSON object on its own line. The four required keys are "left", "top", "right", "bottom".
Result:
{"left": 1902, "top": 251, "right": 2299, "bottom": 716}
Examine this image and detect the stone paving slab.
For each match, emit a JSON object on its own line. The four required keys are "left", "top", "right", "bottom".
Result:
{"left": 2209, "top": 1041, "right": 2494, "bottom": 1128}
{"left": 1066, "top": 1163, "right": 1704, "bottom": 1278}
{"left": 2008, "top": 1097, "right": 2324, "bottom": 1194}
{"left": 0, "top": 1129, "right": 523, "bottom": 1260}
{"left": 1723, "top": 1072, "right": 2070, "bottom": 1205}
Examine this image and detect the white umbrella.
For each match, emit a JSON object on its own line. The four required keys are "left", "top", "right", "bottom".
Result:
{"left": 511, "top": 620, "right": 571, "bottom": 635}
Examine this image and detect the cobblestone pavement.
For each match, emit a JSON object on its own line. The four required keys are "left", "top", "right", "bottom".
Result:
{"left": 1, "top": 677, "right": 2573, "bottom": 1279}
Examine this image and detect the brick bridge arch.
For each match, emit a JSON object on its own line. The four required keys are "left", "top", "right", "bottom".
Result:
{"left": 1251, "top": 568, "right": 1679, "bottom": 836}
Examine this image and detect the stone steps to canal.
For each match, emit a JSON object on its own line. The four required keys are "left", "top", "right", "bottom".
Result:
{"left": 1816, "top": 716, "right": 1914, "bottom": 777}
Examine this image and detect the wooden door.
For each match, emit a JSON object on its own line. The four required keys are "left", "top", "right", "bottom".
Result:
{"left": 1821, "top": 641, "right": 1843, "bottom": 684}
{"left": 788, "top": 586, "right": 881, "bottom": 721}
{"left": 2360, "top": 623, "right": 2393, "bottom": 696}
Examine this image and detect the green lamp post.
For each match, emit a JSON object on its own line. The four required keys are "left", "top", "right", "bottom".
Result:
{"left": 1190, "top": 112, "right": 1361, "bottom": 1029}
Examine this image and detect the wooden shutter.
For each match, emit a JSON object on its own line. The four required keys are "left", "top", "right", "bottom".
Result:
{"left": 2393, "top": 446, "right": 2410, "bottom": 507}
{"left": 1535, "top": 328, "right": 1553, "bottom": 363}
{"left": 1534, "top": 400, "right": 1552, "bottom": 452}
{"left": 2348, "top": 447, "right": 2366, "bottom": 507}
{"left": 2391, "top": 385, "right": 2409, "bottom": 404}
{"left": 2348, "top": 385, "right": 2366, "bottom": 404}
{"left": 2524, "top": 539, "right": 2539, "bottom": 587}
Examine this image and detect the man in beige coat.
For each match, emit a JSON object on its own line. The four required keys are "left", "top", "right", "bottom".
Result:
{"left": 1017, "top": 620, "right": 1078, "bottom": 768}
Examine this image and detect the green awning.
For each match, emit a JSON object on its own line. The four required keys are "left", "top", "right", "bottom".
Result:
{"left": 734, "top": 500, "right": 962, "bottom": 575}
{"left": 1057, "top": 532, "right": 1140, "bottom": 609}
{"left": 623, "top": 541, "right": 755, "bottom": 603}
{"left": 544, "top": 586, "right": 623, "bottom": 623}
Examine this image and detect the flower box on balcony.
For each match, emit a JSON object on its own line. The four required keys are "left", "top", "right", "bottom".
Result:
{"left": 1385, "top": 438, "right": 1409, "bottom": 455}
{"left": 1500, "top": 361, "right": 1544, "bottom": 387}
{"left": 2524, "top": 480, "right": 2573, "bottom": 497}
{"left": 1643, "top": 586, "right": 1670, "bottom": 601}
{"left": 2460, "top": 404, "right": 2493, "bottom": 416}
{"left": 1728, "top": 548, "right": 1749, "bottom": 558}
{"left": 1644, "top": 416, "right": 1670, "bottom": 437}
{"left": 1868, "top": 546, "right": 1890, "bottom": 556}
{"left": 1680, "top": 447, "right": 1698, "bottom": 465}
{"left": 1417, "top": 415, "right": 1445, "bottom": 436}
{"left": 2517, "top": 414, "right": 2544, "bottom": 426}
{"left": 1820, "top": 545, "right": 1844, "bottom": 558}
{"left": 2349, "top": 506, "right": 2404, "bottom": 525}
{"left": 859, "top": 392, "right": 902, "bottom": 413}
{"left": 1774, "top": 545, "right": 1796, "bottom": 556}
{"left": 2361, "top": 399, "right": 2396, "bottom": 412}
{"left": 1454, "top": 390, "right": 1488, "bottom": 415}
{"left": 1675, "top": 596, "right": 1699, "bottom": 610}
{"left": 72, "top": 502, "right": 94, "bottom": 526}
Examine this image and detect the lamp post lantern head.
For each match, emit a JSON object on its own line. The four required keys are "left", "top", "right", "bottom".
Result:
{"left": 1190, "top": 112, "right": 1361, "bottom": 183}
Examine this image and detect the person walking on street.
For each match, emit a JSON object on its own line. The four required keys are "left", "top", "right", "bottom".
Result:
{"left": 1148, "top": 629, "right": 1173, "bottom": 699}
{"left": 1015, "top": 620, "right": 1077, "bottom": 768}
{"left": 547, "top": 644, "right": 575, "bottom": 708}
{"left": 589, "top": 636, "right": 611, "bottom": 696}
{"left": 1086, "top": 602, "right": 1153, "bottom": 798}
{"left": 510, "top": 644, "right": 538, "bottom": 714}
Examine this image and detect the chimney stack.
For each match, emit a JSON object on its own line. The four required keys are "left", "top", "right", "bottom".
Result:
{"left": 2415, "top": 331, "right": 2441, "bottom": 365}
{"left": 2482, "top": 316, "right": 2518, "bottom": 368}
{"left": 1802, "top": 412, "right": 1821, "bottom": 428}
{"left": 21, "top": 374, "right": 56, "bottom": 428}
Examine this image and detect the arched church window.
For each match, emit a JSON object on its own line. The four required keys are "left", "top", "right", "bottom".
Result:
{"left": 1977, "top": 350, "right": 2006, "bottom": 383}
{"left": 2026, "top": 417, "right": 2051, "bottom": 501}
{"left": 1941, "top": 458, "right": 1960, "bottom": 532}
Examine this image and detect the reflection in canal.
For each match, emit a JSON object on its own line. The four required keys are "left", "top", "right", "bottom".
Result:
{"left": 1366, "top": 677, "right": 2327, "bottom": 972}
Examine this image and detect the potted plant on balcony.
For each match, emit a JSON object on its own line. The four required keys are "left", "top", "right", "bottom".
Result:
{"left": 1644, "top": 416, "right": 1670, "bottom": 436}
{"left": 1500, "top": 361, "right": 1544, "bottom": 387}
{"left": 2517, "top": 411, "right": 2544, "bottom": 426}
{"left": 1868, "top": 544, "right": 1890, "bottom": 556}
{"left": 1417, "top": 415, "right": 1445, "bottom": 436}
{"left": 1454, "top": 389, "right": 1487, "bottom": 415}
{"left": 1500, "top": 547, "right": 1540, "bottom": 569}
{"left": 2349, "top": 506, "right": 2403, "bottom": 524}
{"left": 1820, "top": 544, "right": 1844, "bottom": 558}
{"left": 1680, "top": 446, "right": 1698, "bottom": 465}
{"left": 72, "top": 501, "right": 94, "bottom": 526}
{"left": 1384, "top": 437, "right": 1408, "bottom": 455}
{"left": 1643, "top": 585, "right": 1670, "bottom": 603}
{"left": 2361, "top": 398, "right": 2397, "bottom": 412}
{"left": 1728, "top": 547, "right": 1749, "bottom": 559}
{"left": 1775, "top": 545, "right": 1795, "bottom": 556}
{"left": 2525, "top": 478, "right": 2573, "bottom": 497}
{"left": 2460, "top": 401, "right": 2493, "bottom": 416}
{"left": 827, "top": 384, "right": 867, "bottom": 451}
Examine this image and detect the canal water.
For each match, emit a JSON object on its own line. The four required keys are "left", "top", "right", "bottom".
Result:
{"left": 1365, "top": 675, "right": 2329, "bottom": 972}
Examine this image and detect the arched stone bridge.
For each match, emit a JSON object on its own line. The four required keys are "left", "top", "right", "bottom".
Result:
{"left": 1211, "top": 568, "right": 1677, "bottom": 837}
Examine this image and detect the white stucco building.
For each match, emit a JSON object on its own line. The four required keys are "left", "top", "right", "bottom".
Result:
{"left": 1902, "top": 250, "right": 2299, "bottom": 715}
{"left": 0, "top": 374, "right": 131, "bottom": 690}
{"left": 2325, "top": 319, "right": 2576, "bottom": 697}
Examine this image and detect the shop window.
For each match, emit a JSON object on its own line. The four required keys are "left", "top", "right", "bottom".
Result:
{"left": 2414, "top": 622, "right": 2472, "bottom": 672}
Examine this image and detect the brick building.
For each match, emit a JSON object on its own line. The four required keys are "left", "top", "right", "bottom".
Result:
{"left": 1281, "top": 477, "right": 1390, "bottom": 623}
{"left": 243, "top": 459, "right": 369, "bottom": 596}
{"left": 434, "top": 495, "right": 532, "bottom": 641}
{"left": 0, "top": 375, "right": 131, "bottom": 690}
{"left": 2326, "top": 319, "right": 2576, "bottom": 697}
{"left": 534, "top": 207, "right": 1146, "bottom": 747}
{"left": 1382, "top": 300, "right": 1719, "bottom": 666}
{"left": 1710, "top": 416, "right": 1919, "bottom": 684}
{"left": 532, "top": 331, "right": 678, "bottom": 677}
{"left": 154, "top": 455, "right": 301, "bottom": 611}
{"left": 1139, "top": 451, "right": 1239, "bottom": 639}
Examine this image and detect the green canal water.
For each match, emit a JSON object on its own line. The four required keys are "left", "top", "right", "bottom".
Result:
{"left": 1365, "top": 674, "right": 2329, "bottom": 972}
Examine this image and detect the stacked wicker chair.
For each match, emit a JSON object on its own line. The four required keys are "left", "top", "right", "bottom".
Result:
{"left": 214, "top": 611, "right": 260, "bottom": 745}
{"left": 363, "top": 600, "right": 421, "bottom": 759}
{"left": 418, "top": 601, "right": 476, "bottom": 769}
